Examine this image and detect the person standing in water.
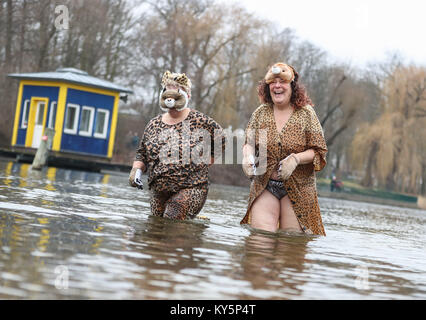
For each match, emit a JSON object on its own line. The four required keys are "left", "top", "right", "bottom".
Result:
{"left": 129, "top": 70, "right": 225, "bottom": 220}
{"left": 241, "top": 62, "right": 328, "bottom": 236}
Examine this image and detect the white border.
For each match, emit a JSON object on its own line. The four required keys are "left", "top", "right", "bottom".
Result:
{"left": 63, "top": 103, "right": 80, "bottom": 135}
{"left": 34, "top": 101, "right": 46, "bottom": 126}
{"left": 48, "top": 101, "right": 57, "bottom": 129}
{"left": 93, "top": 109, "right": 110, "bottom": 139}
{"left": 79, "top": 106, "right": 95, "bottom": 137}
{"left": 21, "top": 99, "right": 30, "bottom": 129}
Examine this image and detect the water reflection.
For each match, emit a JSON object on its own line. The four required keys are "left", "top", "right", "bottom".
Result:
{"left": 130, "top": 215, "right": 208, "bottom": 269}
{"left": 239, "top": 230, "right": 312, "bottom": 299}
{"left": 0, "top": 161, "right": 111, "bottom": 205}
{"left": 124, "top": 215, "right": 208, "bottom": 299}
{"left": 1, "top": 161, "right": 110, "bottom": 186}
{"left": 1, "top": 159, "right": 426, "bottom": 299}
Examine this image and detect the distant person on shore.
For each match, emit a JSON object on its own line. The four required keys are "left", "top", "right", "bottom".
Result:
{"left": 241, "top": 62, "right": 328, "bottom": 236}
{"left": 131, "top": 132, "right": 139, "bottom": 148}
{"left": 331, "top": 175, "right": 337, "bottom": 192}
{"left": 128, "top": 70, "right": 225, "bottom": 220}
{"left": 330, "top": 175, "right": 343, "bottom": 192}
{"left": 126, "top": 131, "right": 140, "bottom": 149}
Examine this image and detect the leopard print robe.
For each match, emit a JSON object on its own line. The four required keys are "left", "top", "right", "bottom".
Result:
{"left": 135, "top": 109, "right": 225, "bottom": 192}
{"left": 134, "top": 109, "right": 225, "bottom": 219}
{"left": 240, "top": 103, "right": 328, "bottom": 236}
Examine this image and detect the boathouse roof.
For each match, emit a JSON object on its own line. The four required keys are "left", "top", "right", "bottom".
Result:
{"left": 8, "top": 68, "right": 133, "bottom": 94}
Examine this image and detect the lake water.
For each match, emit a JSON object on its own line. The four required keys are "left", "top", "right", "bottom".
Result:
{"left": 0, "top": 159, "right": 425, "bottom": 299}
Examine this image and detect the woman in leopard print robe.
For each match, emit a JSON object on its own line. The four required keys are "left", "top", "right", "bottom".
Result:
{"left": 129, "top": 71, "right": 225, "bottom": 220}
{"left": 241, "top": 63, "right": 328, "bottom": 236}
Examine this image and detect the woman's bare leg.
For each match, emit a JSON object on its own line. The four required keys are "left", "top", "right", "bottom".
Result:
{"left": 279, "top": 195, "right": 303, "bottom": 232}
{"left": 250, "top": 189, "right": 280, "bottom": 232}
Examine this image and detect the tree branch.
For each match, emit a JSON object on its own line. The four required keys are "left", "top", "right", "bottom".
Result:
{"left": 199, "top": 68, "right": 256, "bottom": 106}
{"left": 326, "top": 123, "right": 348, "bottom": 147}
{"left": 321, "top": 101, "right": 342, "bottom": 127}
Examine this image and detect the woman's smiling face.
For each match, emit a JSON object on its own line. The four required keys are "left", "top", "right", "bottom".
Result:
{"left": 269, "top": 78, "right": 292, "bottom": 106}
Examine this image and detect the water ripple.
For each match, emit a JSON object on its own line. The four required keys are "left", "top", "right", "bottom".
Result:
{"left": 0, "top": 161, "right": 425, "bottom": 299}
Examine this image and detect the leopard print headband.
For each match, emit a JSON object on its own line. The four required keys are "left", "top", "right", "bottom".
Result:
{"left": 265, "top": 63, "right": 295, "bottom": 84}
{"left": 161, "top": 70, "right": 192, "bottom": 93}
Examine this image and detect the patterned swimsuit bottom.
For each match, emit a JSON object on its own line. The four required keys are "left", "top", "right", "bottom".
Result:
{"left": 266, "top": 179, "right": 288, "bottom": 200}
{"left": 150, "top": 184, "right": 208, "bottom": 220}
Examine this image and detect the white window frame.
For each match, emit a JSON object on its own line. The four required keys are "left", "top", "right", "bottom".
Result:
{"left": 48, "top": 101, "right": 57, "bottom": 129}
{"left": 64, "top": 103, "right": 80, "bottom": 135}
{"left": 35, "top": 101, "right": 46, "bottom": 126}
{"left": 79, "top": 106, "right": 95, "bottom": 137}
{"left": 21, "top": 99, "right": 30, "bottom": 129}
{"left": 93, "top": 109, "right": 110, "bottom": 139}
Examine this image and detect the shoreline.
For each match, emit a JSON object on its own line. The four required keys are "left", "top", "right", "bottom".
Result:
{"left": 317, "top": 188, "right": 421, "bottom": 210}
{"left": 1, "top": 156, "right": 423, "bottom": 211}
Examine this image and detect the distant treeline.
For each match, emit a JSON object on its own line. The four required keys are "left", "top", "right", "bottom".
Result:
{"left": 0, "top": 0, "right": 425, "bottom": 195}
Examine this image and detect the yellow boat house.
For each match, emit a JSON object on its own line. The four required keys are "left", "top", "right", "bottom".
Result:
{"left": 8, "top": 68, "right": 133, "bottom": 162}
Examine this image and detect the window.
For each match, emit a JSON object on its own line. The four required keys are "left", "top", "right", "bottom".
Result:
{"left": 64, "top": 103, "right": 80, "bottom": 134}
{"left": 35, "top": 102, "right": 46, "bottom": 125}
{"left": 94, "top": 109, "right": 110, "bottom": 139}
{"left": 21, "top": 100, "right": 30, "bottom": 128}
{"left": 48, "top": 101, "right": 57, "bottom": 129}
{"left": 79, "top": 106, "right": 95, "bottom": 137}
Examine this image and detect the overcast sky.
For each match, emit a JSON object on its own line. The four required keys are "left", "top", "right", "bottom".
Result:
{"left": 228, "top": 0, "right": 426, "bottom": 68}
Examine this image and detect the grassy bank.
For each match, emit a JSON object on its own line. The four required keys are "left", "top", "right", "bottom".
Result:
{"left": 208, "top": 166, "right": 422, "bottom": 209}
{"left": 317, "top": 177, "right": 420, "bottom": 209}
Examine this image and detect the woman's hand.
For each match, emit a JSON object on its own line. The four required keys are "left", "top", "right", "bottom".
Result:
{"left": 129, "top": 161, "right": 146, "bottom": 189}
{"left": 129, "top": 168, "right": 144, "bottom": 189}
{"left": 129, "top": 167, "right": 138, "bottom": 187}
{"left": 242, "top": 154, "right": 256, "bottom": 178}
{"left": 278, "top": 153, "right": 300, "bottom": 181}
{"left": 242, "top": 144, "right": 256, "bottom": 179}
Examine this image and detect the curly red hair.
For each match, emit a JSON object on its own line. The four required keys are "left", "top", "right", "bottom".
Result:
{"left": 257, "top": 65, "right": 313, "bottom": 109}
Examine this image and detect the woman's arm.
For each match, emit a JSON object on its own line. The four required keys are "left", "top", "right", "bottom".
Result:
{"left": 132, "top": 160, "right": 146, "bottom": 172}
{"left": 294, "top": 149, "right": 315, "bottom": 165}
{"left": 133, "top": 129, "right": 148, "bottom": 173}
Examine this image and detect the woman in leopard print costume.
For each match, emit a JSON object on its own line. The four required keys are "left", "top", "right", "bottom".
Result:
{"left": 129, "top": 71, "right": 225, "bottom": 220}
{"left": 241, "top": 63, "right": 328, "bottom": 236}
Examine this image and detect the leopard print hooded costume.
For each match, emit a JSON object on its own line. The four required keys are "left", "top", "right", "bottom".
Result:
{"left": 134, "top": 71, "right": 225, "bottom": 220}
